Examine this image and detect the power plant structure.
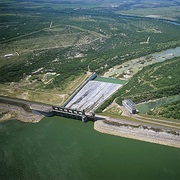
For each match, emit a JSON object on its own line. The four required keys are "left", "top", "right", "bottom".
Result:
{"left": 52, "top": 106, "right": 88, "bottom": 122}
{"left": 122, "top": 99, "right": 137, "bottom": 114}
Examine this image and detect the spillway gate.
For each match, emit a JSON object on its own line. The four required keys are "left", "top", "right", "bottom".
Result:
{"left": 52, "top": 106, "right": 87, "bottom": 122}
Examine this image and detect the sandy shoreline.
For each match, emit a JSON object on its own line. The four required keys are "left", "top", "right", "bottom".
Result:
{"left": 94, "top": 120, "right": 180, "bottom": 149}
{"left": 0, "top": 103, "right": 44, "bottom": 123}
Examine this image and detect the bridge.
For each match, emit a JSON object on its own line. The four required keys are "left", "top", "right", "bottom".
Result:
{"left": 52, "top": 106, "right": 88, "bottom": 122}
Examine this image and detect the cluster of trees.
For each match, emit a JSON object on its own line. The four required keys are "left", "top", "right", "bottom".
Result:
{"left": 96, "top": 57, "right": 180, "bottom": 113}
{"left": 116, "top": 57, "right": 180, "bottom": 103}
{"left": 148, "top": 100, "right": 180, "bottom": 120}
{"left": 1, "top": 2, "right": 180, "bottom": 93}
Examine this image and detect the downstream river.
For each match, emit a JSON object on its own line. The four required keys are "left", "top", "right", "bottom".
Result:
{"left": 0, "top": 117, "right": 180, "bottom": 180}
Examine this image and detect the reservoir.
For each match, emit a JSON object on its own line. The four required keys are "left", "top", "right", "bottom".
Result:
{"left": 0, "top": 116, "right": 180, "bottom": 179}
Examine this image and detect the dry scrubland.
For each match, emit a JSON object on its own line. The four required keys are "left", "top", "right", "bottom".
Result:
{"left": 0, "top": 0, "right": 180, "bottom": 123}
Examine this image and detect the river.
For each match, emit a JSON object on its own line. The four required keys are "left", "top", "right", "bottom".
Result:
{"left": 118, "top": 14, "right": 180, "bottom": 26}
{"left": 0, "top": 116, "right": 180, "bottom": 180}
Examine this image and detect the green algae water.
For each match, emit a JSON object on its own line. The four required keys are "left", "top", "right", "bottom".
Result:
{"left": 0, "top": 116, "right": 180, "bottom": 180}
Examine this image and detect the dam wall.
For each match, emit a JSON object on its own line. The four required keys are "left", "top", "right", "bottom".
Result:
{"left": 32, "top": 109, "right": 55, "bottom": 117}
{"left": 0, "top": 95, "right": 95, "bottom": 122}
{"left": 52, "top": 106, "right": 88, "bottom": 122}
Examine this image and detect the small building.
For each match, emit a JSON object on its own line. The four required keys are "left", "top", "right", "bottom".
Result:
{"left": 4, "top": 54, "right": 14, "bottom": 58}
{"left": 122, "top": 99, "right": 136, "bottom": 114}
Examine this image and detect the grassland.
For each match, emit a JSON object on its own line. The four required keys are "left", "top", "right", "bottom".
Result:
{"left": 103, "top": 103, "right": 122, "bottom": 116}
{"left": 0, "top": 0, "right": 180, "bottom": 105}
{"left": 94, "top": 77, "right": 127, "bottom": 84}
{"left": 116, "top": 57, "right": 180, "bottom": 104}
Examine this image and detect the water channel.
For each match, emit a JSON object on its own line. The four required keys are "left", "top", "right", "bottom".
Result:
{"left": 119, "top": 14, "right": 180, "bottom": 26}
{"left": 0, "top": 117, "right": 180, "bottom": 180}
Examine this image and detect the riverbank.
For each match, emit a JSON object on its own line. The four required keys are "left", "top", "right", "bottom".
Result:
{"left": 94, "top": 119, "right": 180, "bottom": 149}
{"left": 0, "top": 103, "right": 44, "bottom": 123}
{"left": 103, "top": 46, "right": 180, "bottom": 80}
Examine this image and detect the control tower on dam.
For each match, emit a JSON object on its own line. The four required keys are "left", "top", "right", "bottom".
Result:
{"left": 52, "top": 106, "right": 89, "bottom": 122}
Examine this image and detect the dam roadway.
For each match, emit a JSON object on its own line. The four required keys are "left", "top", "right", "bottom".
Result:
{"left": 0, "top": 96, "right": 94, "bottom": 122}
{"left": 1, "top": 95, "right": 180, "bottom": 133}
{"left": 0, "top": 96, "right": 52, "bottom": 112}
{"left": 0, "top": 73, "right": 123, "bottom": 122}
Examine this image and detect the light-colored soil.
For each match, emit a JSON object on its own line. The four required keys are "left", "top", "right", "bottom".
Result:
{"left": 103, "top": 101, "right": 122, "bottom": 115}
{"left": 0, "top": 73, "right": 89, "bottom": 106}
{"left": 94, "top": 119, "right": 180, "bottom": 149}
{"left": 0, "top": 103, "right": 44, "bottom": 123}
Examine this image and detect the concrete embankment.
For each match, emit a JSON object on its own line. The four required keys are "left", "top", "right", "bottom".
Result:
{"left": 64, "top": 73, "right": 97, "bottom": 107}
{"left": 94, "top": 120, "right": 180, "bottom": 149}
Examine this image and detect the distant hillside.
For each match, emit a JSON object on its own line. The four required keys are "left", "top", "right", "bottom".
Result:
{"left": 116, "top": 57, "right": 180, "bottom": 104}
{"left": 9, "top": 0, "right": 180, "bottom": 7}
{"left": 0, "top": 0, "right": 180, "bottom": 105}
{"left": 1, "top": 0, "right": 179, "bottom": 91}
{"left": 96, "top": 57, "right": 180, "bottom": 113}
{"left": 148, "top": 100, "right": 180, "bottom": 120}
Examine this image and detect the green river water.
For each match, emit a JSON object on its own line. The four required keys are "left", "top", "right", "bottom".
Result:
{"left": 0, "top": 116, "right": 180, "bottom": 180}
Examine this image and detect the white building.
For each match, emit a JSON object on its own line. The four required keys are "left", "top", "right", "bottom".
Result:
{"left": 122, "top": 99, "right": 136, "bottom": 114}
{"left": 4, "top": 54, "right": 13, "bottom": 58}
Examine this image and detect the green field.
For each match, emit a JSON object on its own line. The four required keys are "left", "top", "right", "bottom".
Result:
{"left": 94, "top": 77, "right": 127, "bottom": 84}
{"left": 115, "top": 57, "right": 180, "bottom": 104}
{"left": 0, "top": 1, "right": 180, "bottom": 90}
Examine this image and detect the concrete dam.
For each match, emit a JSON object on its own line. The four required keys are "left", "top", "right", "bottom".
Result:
{"left": 0, "top": 73, "right": 124, "bottom": 122}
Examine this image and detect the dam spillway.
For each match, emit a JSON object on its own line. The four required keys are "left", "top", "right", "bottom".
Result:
{"left": 52, "top": 106, "right": 88, "bottom": 122}
{"left": 65, "top": 78, "right": 123, "bottom": 112}
{"left": 0, "top": 74, "right": 124, "bottom": 123}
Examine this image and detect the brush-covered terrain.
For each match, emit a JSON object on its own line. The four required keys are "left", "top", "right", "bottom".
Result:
{"left": 148, "top": 100, "right": 180, "bottom": 120}
{"left": 96, "top": 57, "right": 180, "bottom": 118}
{"left": 0, "top": 0, "right": 180, "bottom": 108}
{"left": 116, "top": 57, "right": 180, "bottom": 104}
